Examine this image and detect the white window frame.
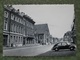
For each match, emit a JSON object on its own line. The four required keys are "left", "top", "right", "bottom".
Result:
{"left": 4, "top": 18, "right": 8, "bottom": 30}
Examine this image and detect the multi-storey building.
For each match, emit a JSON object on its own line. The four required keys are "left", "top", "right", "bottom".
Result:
{"left": 23, "top": 15, "right": 35, "bottom": 45}
{"left": 3, "top": 5, "right": 35, "bottom": 47}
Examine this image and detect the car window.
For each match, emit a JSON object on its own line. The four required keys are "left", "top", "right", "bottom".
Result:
{"left": 58, "top": 43, "right": 61, "bottom": 46}
{"left": 67, "top": 42, "right": 70, "bottom": 45}
{"left": 62, "top": 42, "right": 67, "bottom": 46}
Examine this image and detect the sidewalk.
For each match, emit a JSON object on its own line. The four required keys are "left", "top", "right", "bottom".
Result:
{"left": 3, "top": 44, "right": 42, "bottom": 50}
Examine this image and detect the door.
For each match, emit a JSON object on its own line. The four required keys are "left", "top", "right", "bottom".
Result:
{"left": 58, "top": 43, "right": 62, "bottom": 49}
{"left": 61, "top": 42, "right": 67, "bottom": 49}
{"left": 3, "top": 35, "right": 8, "bottom": 46}
{"left": 23, "top": 37, "right": 25, "bottom": 45}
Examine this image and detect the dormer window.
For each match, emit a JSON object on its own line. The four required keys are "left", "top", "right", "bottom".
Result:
{"left": 11, "top": 14, "right": 14, "bottom": 20}
{"left": 4, "top": 18, "right": 8, "bottom": 30}
{"left": 4, "top": 11, "right": 8, "bottom": 18}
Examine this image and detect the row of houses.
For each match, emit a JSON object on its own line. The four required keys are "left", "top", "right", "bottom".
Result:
{"left": 3, "top": 5, "right": 52, "bottom": 47}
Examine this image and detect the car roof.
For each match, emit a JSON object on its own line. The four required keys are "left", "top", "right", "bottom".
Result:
{"left": 56, "top": 42, "right": 71, "bottom": 45}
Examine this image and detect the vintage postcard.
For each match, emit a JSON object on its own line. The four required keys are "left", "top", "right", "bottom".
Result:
{"left": 3, "top": 4, "right": 76, "bottom": 56}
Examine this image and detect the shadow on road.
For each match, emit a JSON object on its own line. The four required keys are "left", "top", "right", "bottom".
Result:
{"left": 37, "top": 49, "right": 76, "bottom": 56}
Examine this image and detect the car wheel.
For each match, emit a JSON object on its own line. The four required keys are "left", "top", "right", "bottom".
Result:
{"left": 70, "top": 47, "right": 74, "bottom": 51}
{"left": 55, "top": 48, "right": 59, "bottom": 51}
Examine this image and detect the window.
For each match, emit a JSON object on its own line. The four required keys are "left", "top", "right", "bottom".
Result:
{"left": 21, "top": 27, "right": 22, "bottom": 34}
{"left": 11, "top": 14, "right": 14, "bottom": 20}
{"left": 39, "top": 34, "right": 43, "bottom": 39}
{"left": 19, "top": 27, "right": 21, "bottom": 33}
{"left": 58, "top": 43, "right": 62, "bottom": 46}
{"left": 11, "top": 24, "right": 14, "bottom": 32}
{"left": 14, "top": 17, "right": 15, "bottom": 21}
{"left": 22, "top": 20, "right": 24, "bottom": 24}
{"left": 62, "top": 42, "right": 67, "bottom": 46}
{"left": 23, "top": 28, "right": 25, "bottom": 35}
{"left": 14, "top": 36, "right": 15, "bottom": 41}
{"left": 10, "top": 36, "right": 12, "bottom": 40}
{"left": 14, "top": 24, "right": 15, "bottom": 32}
{"left": 19, "top": 37, "right": 20, "bottom": 42}
{"left": 16, "top": 17, "right": 18, "bottom": 22}
{"left": 4, "top": 18, "right": 8, "bottom": 30}
{"left": 15, "top": 25, "right": 17, "bottom": 33}
{"left": 15, "top": 17, "right": 17, "bottom": 21}
{"left": 21, "top": 37, "right": 22, "bottom": 42}
{"left": 16, "top": 25, "right": 18, "bottom": 33}
{"left": 27, "top": 21, "right": 29, "bottom": 27}
{"left": 19, "top": 18, "right": 20, "bottom": 23}
{"left": 16, "top": 36, "right": 18, "bottom": 42}
{"left": 4, "top": 11, "right": 8, "bottom": 18}
{"left": 23, "top": 20, "right": 25, "bottom": 25}
{"left": 10, "top": 23, "right": 13, "bottom": 32}
{"left": 18, "top": 26, "right": 20, "bottom": 33}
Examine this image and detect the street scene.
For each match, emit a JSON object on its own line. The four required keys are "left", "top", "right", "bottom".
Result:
{"left": 3, "top": 44, "right": 76, "bottom": 56}
{"left": 3, "top": 4, "right": 76, "bottom": 56}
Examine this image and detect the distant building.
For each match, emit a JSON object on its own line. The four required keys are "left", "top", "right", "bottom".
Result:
{"left": 3, "top": 5, "right": 35, "bottom": 47}
{"left": 53, "top": 37, "right": 59, "bottom": 44}
{"left": 63, "top": 31, "right": 73, "bottom": 43}
{"left": 63, "top": 19, "right": 76, "bottom": 43}
{"left": 34, "top": 24, "right": 50, "bottom": 45}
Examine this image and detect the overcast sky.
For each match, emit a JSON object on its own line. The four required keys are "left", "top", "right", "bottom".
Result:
{"left": 13, "top": 4, "right": 74, "bottom": 38}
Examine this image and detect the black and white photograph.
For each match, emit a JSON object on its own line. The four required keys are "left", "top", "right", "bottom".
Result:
{"left": 3, "top": 4, "right": 76, "bottom": 56}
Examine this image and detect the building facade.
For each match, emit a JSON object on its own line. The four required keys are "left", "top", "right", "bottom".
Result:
{"left": 3, "top": 5, "right": 35, "bottom": 47}
{"left": 63, "top": 31, "right": 73, "bottom": 43}
{"left": 34, "top": 24, "right": 50, "bottom": 45}
{"left": 23, "top": 15, "right": 35, "bottom": 45}
{"left": 63, "top": 19, "right": 76, "bottom": 43}
{"left": 53, "top": 37, "right": 59, "bottom": 44}
{"left": 49, "top": 35, "right": 53, "bottom": 44}
{"left": 71, "top": 19, "right": 76, "bottom": 44}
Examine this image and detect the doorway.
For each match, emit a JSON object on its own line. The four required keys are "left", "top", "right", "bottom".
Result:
{"left": 3, "top": 35, "right": 8, "bottom": 46}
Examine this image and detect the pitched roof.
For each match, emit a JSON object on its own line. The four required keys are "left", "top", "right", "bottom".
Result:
{"left": 34, "top": 24, "right": 50, "bottom": 34}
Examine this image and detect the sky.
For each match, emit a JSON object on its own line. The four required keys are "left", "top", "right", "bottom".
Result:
{"left": 13, "top": 4, "right": 74, "bottom": 38}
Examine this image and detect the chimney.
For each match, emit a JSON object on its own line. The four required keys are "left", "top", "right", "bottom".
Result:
{"left": 21, "top": 12, "right": 25, "bottom": 16}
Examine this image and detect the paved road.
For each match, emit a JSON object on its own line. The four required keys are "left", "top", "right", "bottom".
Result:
{"left": 3, "top": 44, "right": 76, "bottom": 56}
{"left": 37, "top": 49, "right": 76, "bottom": 56}
{"left": 3, "top": 45, "right": 53, "bottom": 56}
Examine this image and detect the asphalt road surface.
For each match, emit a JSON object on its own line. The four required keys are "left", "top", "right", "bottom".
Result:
{"left": 37, "top": 49, "right": 76, "bottom": 56}
{"left": 3, "top": 44, "right": 76, "bottom": 56}
{"left": 3, "top": 45, "right": 53, "bottom": 56}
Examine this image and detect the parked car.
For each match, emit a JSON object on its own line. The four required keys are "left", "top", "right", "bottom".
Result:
{"left": 52, "top": 42, "right": 76, "bottom": 51}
